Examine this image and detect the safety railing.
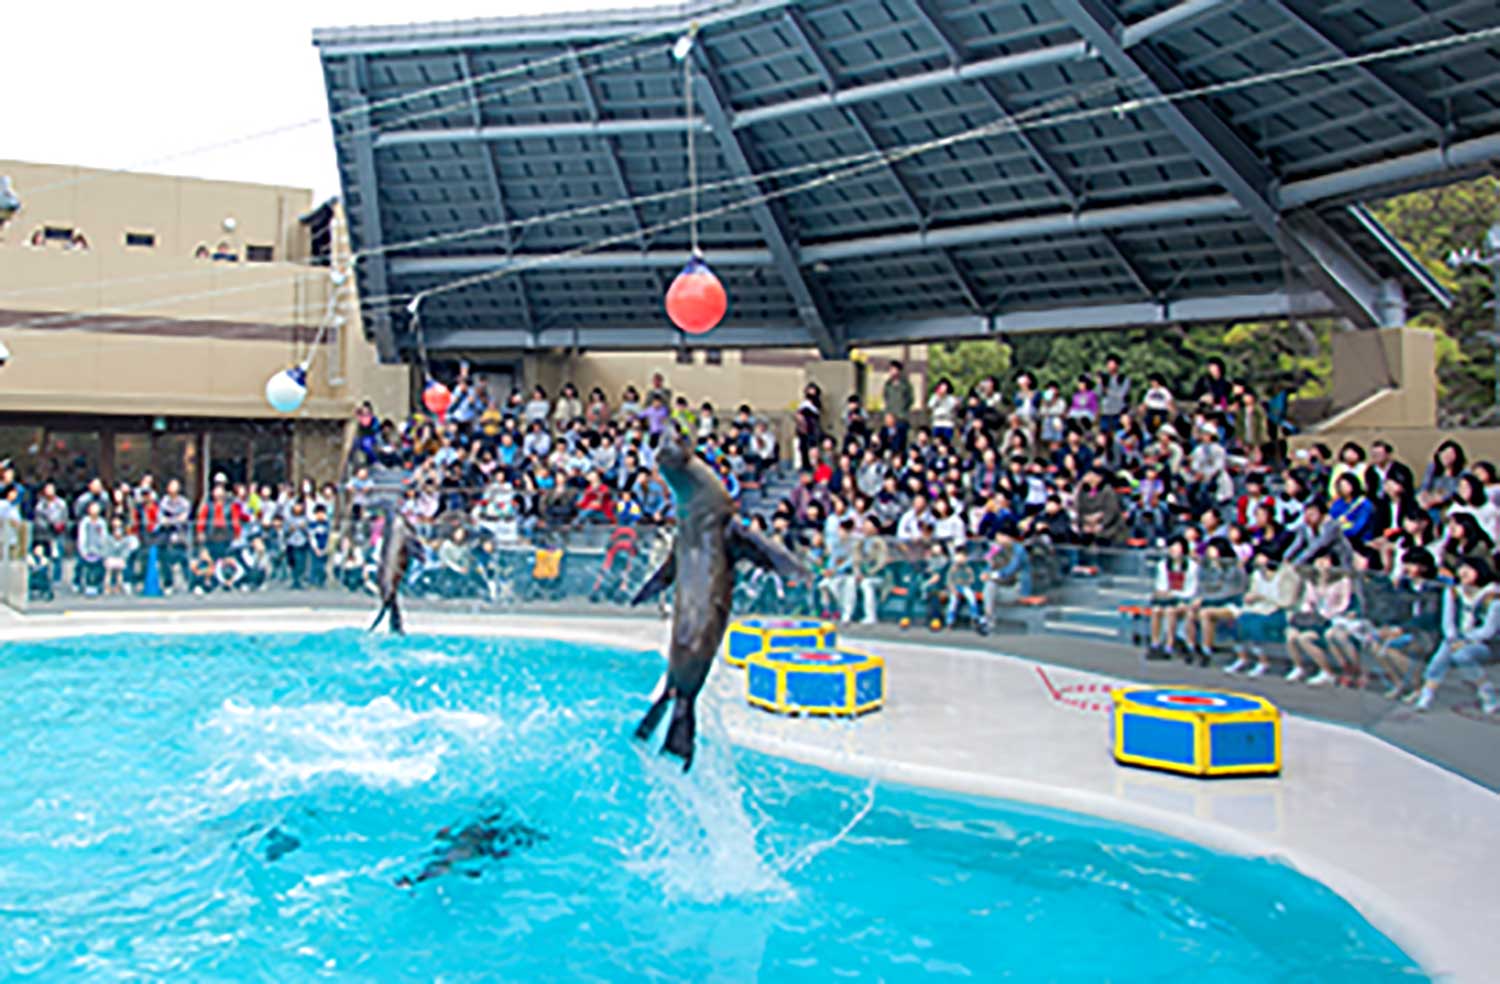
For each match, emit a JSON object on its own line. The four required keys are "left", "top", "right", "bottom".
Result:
{"left": 9, "top": 514, "right": 1499, "bottom": 767}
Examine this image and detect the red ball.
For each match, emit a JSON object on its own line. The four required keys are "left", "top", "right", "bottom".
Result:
{"left": 422, "top": 378, "right": 452, "bottom": 419}
{"left": 665, "top": 256, "right": 728, "bottom": 335}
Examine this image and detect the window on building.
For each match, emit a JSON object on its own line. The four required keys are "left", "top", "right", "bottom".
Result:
{"left": 246, "top": 244, "right": 275, "bottom": 263}
{"left": 125, "top": 231, "right": 156, "bottom": 248}
{"left": 42, "top": 226, "right": 73, "bottom": 242}
{"left": 705, "top": 348, "right": 723, "bottom": 365}
{"left": 675, "top": 349, "right": 694, "bottom": 365}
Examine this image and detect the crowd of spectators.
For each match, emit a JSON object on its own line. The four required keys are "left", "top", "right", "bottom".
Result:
{"left": 1, "top": 354, "right": 1497, "bottom": 714}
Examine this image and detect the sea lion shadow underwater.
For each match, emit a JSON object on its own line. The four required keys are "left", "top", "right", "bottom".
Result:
{"left": 629, "top": 426, "right": 806, "bottom": 771}
{"left": 395, "top": 811, "right": 548, "bottom": 888}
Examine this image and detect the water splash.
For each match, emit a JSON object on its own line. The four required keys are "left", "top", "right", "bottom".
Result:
{"left": 200, "top": 695, "right": 503, "bottom": 795}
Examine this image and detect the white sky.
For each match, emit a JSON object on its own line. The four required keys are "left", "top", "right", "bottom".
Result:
{"left": 5, "top": 0, "right": 659, "bottom": 201}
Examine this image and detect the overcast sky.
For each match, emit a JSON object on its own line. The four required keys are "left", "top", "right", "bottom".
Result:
{"left": 6, "top": 0, "right": 657, "bottom": 202}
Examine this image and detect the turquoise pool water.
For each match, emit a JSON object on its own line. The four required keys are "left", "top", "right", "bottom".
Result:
{"left": 0, "top": 630, "right": 1422, "bottom": 981}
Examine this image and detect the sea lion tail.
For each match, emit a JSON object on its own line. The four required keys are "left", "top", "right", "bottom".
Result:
{"left": 389, "top": 596, "right": 405, "bottom": 636}
{"left": 369, "top": 601, "right": 390, "bottom": 633}
{"left": 634, "top": 688, "right": 672, "bottom": 742}
{"left": 662, "top": 695, "right": 696, "bottom": 772}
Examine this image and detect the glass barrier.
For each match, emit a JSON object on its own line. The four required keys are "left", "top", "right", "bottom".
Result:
{"left": 7, "top": 510, "right": 1497, "bottom": 775}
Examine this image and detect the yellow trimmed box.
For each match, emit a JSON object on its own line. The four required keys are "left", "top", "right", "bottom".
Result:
{"left": 1111, "top": 687, "right": 1281, "bottom": 778}
{"left": 723, "top": 617, "right": 837, "bottom": 667}
{"left": 745, "top": 646, "right": 885, "bottom": 716}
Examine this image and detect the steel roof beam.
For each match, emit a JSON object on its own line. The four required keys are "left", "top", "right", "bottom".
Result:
{"left": 343, "top": 61, "right": 400, "bottom": 363}
{"left": 454, "top": 52, "right": 537, "bottom": 333}
{"left": 567, "top": 46, "right": 650, "bottom": 247}
{"left": 906, "top": 0, "right": 1156, "bottom": 305}
{"left": 375, "top": 118, "right": 708, "bottom": 147}
{"left": 691, "top": 48, "right": 843, "bottom": 357}
{"left": 1050, "top": 0, "right": 1394, "bottom": 327}
{"left": 368, "top": 0, "right": 1222, "bottom": 149}
{"left": 424, "top": 322, "right": 817, "bottom": 352}
{"left": 845, "top": 288, "right": 1330, "bottom": 344}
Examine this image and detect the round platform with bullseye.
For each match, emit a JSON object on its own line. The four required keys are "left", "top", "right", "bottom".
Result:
{"left": 1110, "top": 687, "right": 1281, "bottom": 778}
{"left": 1118, "top": 689, "right": 1264, "bottom": 714}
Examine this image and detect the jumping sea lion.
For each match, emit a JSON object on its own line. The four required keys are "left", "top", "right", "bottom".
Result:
{"left": 630, "top": 426, "right": 805, "bottom": 770}
{"left": 369, "top": 508, "right": 418, "bottom": 635}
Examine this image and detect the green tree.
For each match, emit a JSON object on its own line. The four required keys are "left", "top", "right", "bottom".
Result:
{"left": 928, "top": 339, "right": 1012, "bottom": 394}
{"left": 1370, "top": 175, "right": 1500, "bottom": 422}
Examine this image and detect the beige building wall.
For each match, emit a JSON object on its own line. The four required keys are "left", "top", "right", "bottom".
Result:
{"left": 1290, "top": 327, "right": 1500, "bottom": 467}
{"left": 0, "top": 160, "right": 407, "bottom": 482}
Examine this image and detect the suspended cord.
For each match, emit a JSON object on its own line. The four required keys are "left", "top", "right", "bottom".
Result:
{"left": 8, "top": 23, "right": 1498, "bottom": 315}
{"left": 15, "top": 0, "right": 760, "bottom": 200}
{"left": 403, "top": 19, "right": 1500, "bottom": 311}
{"left": 680, "top": 27, "right": 700, "bottom": 257}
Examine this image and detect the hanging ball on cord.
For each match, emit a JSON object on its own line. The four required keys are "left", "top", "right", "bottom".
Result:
{"left": 665, "top": 255, "right": 728, "bottom": 335}
{"left": 422, "top": 378, "right": 453, "bottom": 419}
{"left": 265, "top": 364, "right": 308, "bottom": 413}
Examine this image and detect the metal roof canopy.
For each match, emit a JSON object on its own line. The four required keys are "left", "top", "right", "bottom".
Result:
{"left": 315, "top": 0, "right": 1499, "bottom": 361}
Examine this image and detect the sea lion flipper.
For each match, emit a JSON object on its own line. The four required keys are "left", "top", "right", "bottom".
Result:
{"left": 629, "top": 553, "right": 676, "bottom": 606}
{"left": 727, "top": 524, "right": 806, "bottom": 578}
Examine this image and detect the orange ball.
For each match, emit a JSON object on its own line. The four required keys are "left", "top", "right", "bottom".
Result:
{"left": 665, "top": 256, "right": 728, "bottom": 334}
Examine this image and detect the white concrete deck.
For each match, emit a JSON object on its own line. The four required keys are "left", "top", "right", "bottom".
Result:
{"left": 3, "top": 608, "right": 1496, "bottom": 981}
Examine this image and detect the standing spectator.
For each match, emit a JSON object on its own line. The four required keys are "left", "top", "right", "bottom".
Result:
{"left": 1067, "top": 374, "right": 1098, "bottom": 432}
{"left": 195, "top": 484, "right": 244, "bottom": 559}
{"left": 796, "top": 383, "right": 823, "bottom": 471}
{"left": 1233, "top": 390, "right": 1269, "bottom": 458}
{"left": 554, "top": 383, "right": 583, "bottom": 428}
{"left": 586, "top": 387, "right": 611, "bottom": 432}
{"left": 882, "top": 360, "right": 914, "bottom": 424}
{"left": 1038, "top": 381, "right": 1066, "bottom": 444}
{"left": 853, "top": 517, "right": 888, "bottom": 624}
{"left": 1140, "top": 375, "right": 1175, "bottom": 434}
{"left": 308, "top": 505, "right": 331, "bottom": 587}
{"left": 76, "top": 502, "right": 108, "bottom": 596}
{"left": 1098, "top": 356, "right": 1130, "bottom": 434}
{"left": 32, "top": 482, "right": 68, "bottom": 582}
{"left": 284, "top": 500, "right": 310, "bottom": 589}
{"left": 1192, "top": 357, "right": 1231, "bottom": 410}
{"left": 927, "top": 378, "right": 959, "bottom": 444}
{"left": 646, "top": 371, "right": 672, "bottom": 407}
{"left": 524, "top": 385, "right": 551, "bottom": 427}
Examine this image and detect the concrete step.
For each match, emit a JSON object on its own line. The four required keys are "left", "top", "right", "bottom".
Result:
{"left": 1042, "top": 618, "right": 1121, "bottom": 639}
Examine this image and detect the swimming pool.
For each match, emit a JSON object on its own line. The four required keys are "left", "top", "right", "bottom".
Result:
{"left": 0, "top": 630, "right": 1422, "bottom": 981}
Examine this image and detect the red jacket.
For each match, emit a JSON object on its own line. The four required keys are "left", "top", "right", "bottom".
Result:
{"left": 576, "top": 484, "right": 615, "bottom": 521}
{"left": 196, "top": 499, "right": 245, "bottom": 539}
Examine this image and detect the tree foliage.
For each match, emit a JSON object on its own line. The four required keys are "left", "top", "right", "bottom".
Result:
{"left": 928, "top": 339, "right": 1011, "bottom": 394}
{"left": 971, "top": 176, "right": 1499, "bottom": 420}
{"left": 1369, "top": 175, "right": 1500, "bottom": 423}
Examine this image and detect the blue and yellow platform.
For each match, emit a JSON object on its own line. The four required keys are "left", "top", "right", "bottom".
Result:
{"left": 1111, "top": 687, "right": 1281, "bottom": 778}
{"left": 745, "top": 646, "right": 885, "bottom": 716}
{"left": 724, "top": 617, "right": 837, "bottom": 667}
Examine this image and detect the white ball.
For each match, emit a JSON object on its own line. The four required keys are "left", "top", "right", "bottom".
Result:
{"left": 265, "top": 367, "right": 306, "bottom": 413}
{"left": 0, "top": 337, "right": 10, "bottom": 368}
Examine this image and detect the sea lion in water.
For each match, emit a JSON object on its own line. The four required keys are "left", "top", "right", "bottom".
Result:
{"left": 369, "top": 508, "right": 418, "bottom": 635}
{"left": 630, "top": 426, "right": 805, "bottom": 770}
{"left": 395, "top": 813, "right": 547, "bottom": 887}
